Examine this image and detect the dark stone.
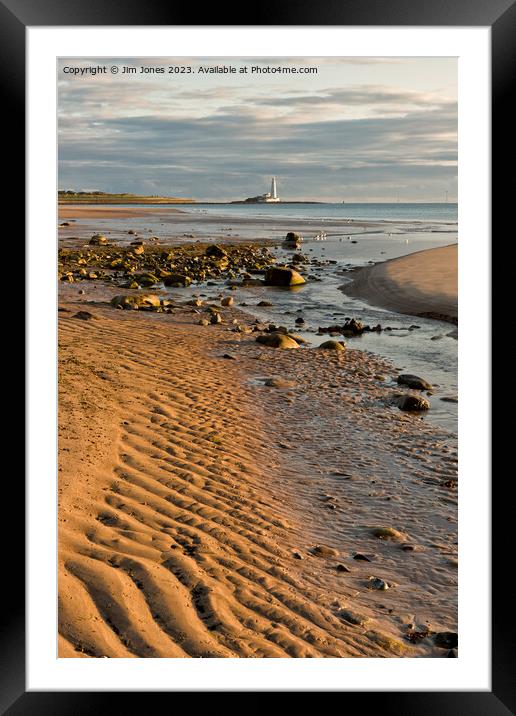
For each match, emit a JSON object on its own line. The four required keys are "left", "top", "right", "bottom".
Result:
{"left": 434, "top": 632, "right": 458, "bottom": 649}
{"left": 397, "top": 374, "right": 433, "bottom": 390}
{"left": 398, "top": 395, "right": 430, "bottom": 411}
{"left": 205, "top": 244, "right": 228, "bottom": 259}
{"left": 72, "top": 311, "right": 95, "bottom": 320}
{"left": 163, "top": 274, "right": 192, "bottom": 287}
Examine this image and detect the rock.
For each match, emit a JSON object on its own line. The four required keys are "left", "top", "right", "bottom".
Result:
{"left": 264, "top": 267, "right": 306, "bottom": 287}
{"left": 89, "top": 234, "right": 108, "bottom": 245}
{"left": 397, "top": 374, "right": 433, "bottom": 390}
{"left": 133, "top": 245, "right": 144, "bottom": 255}
{"left": 72, "top": 311, "right": 95, "bottom": 320}
{"left": 434, "top": 631, "right": 458, "bottom": 649}
{"left": 372, "top": 527, "right": 406, "bottom": 541}
{"left": 257, "top": 300, "right": 273, "bottom": 307}
{"left": 440, "top": 396, "right": 458, "bottom": 403}
{"left": 205, "top": 244, "right": 228, "bottom": 259}
{"left": 283, "top": 231, "right": 302, "bottom": 248}
{"left": 221, "top": 296, "right": 234, "bottom": 307}
{"left": 264, "top": 377, "right": 297, "bottom": 388}
{"left": 128, "top": 229, "right": 136, "bottom": 234}
{"left": 405, "top": 626, "right": 431, "bottom": 643}
{"left": 336, "top": 564, "right": 351, "bottom": 573}
{"left": 342, "top": 318, "right": 364, "bottom": 335}
{"left": 295, "top": 317, "right": 305, "bottom": 325}
{"left": 222, "top": 353, "right": 236, "bottom": 360}
{"left": 292, "top": 551, "right": 303, "bottom": 560}
{"left": 199, "top": 319, "right": 210, "bottom": 326}
{"left": 133, "top": 273, "right": 159, "bottom": 287}
{"left": 447, "top": 649, "right": 458, "bottom": 658}
{"left": 367, "top": 577, "right": 390, "bottom": 590}
{"left": 398, "top": 395, "right": 430, "bottom": 411}
{"left": 318, "top": 340, "right": 345, "bottom": 351}
{"left": 339, "top": 609, "right": 369, "bottom": 626}
{"left": 163, "top": 274, "right": 192, "bottom": 287}
{"left": 353, "top": 553, "right": 375, "bottom": 562}
{"left": 312, "top": 545, "right": 339, "bottom": 558}
{"left": 210, "top": 312, "right": 222, "bottom": 324}
{"left": 111, "top": 294, "right": 161, "bottom": 310}
{"left": 256, "top": 333, "right": 299, "bottom": 349}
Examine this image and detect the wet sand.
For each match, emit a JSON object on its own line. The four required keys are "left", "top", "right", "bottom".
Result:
{"left": 59, "top": 205, "right": 185, "bottom": 220}
{"left": 59, "top": 282, "right": 457, "bottom": 658}
{"left": 341, "top": 245, "right": 458, "bottom": 324}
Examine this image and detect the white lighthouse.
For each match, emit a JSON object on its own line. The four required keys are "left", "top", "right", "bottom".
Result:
{"left": 243, "top": 176, "right": 281, "bottom": 203}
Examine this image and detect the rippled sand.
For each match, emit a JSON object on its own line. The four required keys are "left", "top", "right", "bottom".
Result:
{"left": 58, "top": 284, "right": 457, "bottom": 658}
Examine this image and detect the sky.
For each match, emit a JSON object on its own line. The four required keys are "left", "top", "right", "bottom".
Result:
{"left": 58, "top": 57, "right": 457, "bottom": 202}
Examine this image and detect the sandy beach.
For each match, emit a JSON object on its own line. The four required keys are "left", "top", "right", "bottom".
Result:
{"left": 342, "top": 245, "right": 458, "bottom": 324}
{"left": 59, "top": 205, "right": 185, "bottom": 220}
{"left": 59, "top": 264, "right": 457, "bottom": 658}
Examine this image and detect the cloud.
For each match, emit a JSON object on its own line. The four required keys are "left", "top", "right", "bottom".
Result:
{"left": 58, "top": 59, "right": 457, "bottom": 200}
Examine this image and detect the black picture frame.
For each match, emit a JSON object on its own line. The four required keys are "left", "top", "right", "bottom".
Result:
{"left": 7, "top": 0, "right": 511, "bottom": 711}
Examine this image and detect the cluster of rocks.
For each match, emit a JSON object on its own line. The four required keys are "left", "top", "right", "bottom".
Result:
{"left": 318, "top": 318, "right": 382, "bottom": 337}
{"left": 58, "top": 241, "right": 276, "bottom": 288}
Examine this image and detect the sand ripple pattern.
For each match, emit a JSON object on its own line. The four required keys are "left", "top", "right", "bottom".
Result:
{"left": 58, "top": 300, "right": 457, "bottom": 658}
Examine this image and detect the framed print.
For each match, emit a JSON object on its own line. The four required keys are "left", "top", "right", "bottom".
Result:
{"left": 7, "top": 0, "right": 512, "bottom": 710}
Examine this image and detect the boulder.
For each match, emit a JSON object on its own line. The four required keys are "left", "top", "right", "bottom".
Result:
{"left": 264, "top": 267, "right": 306, "bottom": 286}
{"left": 221, "top": 296, "right": 234, "bottom": 307}
{"left": 110, "top": 294, "right": 161, "bottom": 310}
{"left": 318, "top": 340, "right": 345, "bottom": 351}
{"left": 398, "top": 395, "right": 430, "bottom": 411}
{"left": 397, "top": 374, "right": 433, "bottom": 390}
{"left": 256, "top": 333, "right": 299, "bottom": 349}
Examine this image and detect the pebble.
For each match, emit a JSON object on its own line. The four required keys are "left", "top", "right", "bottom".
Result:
{"left": 312, "top": 545, "right": 339, "bottom": 558}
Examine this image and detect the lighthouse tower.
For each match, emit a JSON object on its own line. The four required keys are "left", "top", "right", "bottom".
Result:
{"left": 270, "top": 176, "right": 278, "bottom": 200}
